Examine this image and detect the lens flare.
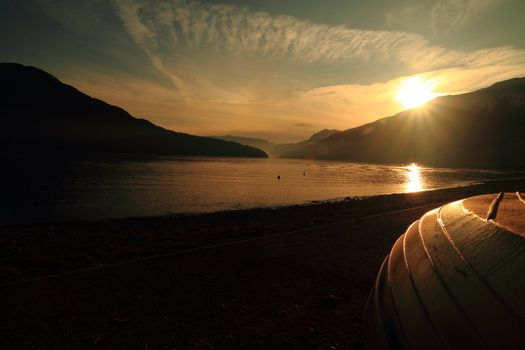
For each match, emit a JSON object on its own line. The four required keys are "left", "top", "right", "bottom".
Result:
{"left": 396, "top": 76, "right": 438, "bottom": 109}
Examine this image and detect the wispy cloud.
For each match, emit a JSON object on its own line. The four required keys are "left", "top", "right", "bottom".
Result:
{"left": 388, "top": 0, "right": 507, "bottom": 34}
{"left": 69, "top": 60, "right": 525, "bottom": 143}
{"left": 113, "top": 0, "right": 421, "bottom": 65}
{"left": 27, "top": 0, "right": 525, "bottom": 142}
{"left": 113, "top": 0, "right": 525, "bottom": 76}
{"left": 431, "top": 0, "right": 506, "bottom": 33}
{"left": 293, "top": 123, "right": 315, "bottom": 128}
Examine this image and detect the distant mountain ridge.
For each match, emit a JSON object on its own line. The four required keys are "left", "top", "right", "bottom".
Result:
{"left": 0, "top": 63, "right": 267, "bottom": 158}
{"left": 277, "top": 78, "right": 525, "bottom": 169}
{"left": 272, "top": 129, "right": 340, "bottom": 158}
{"left": 212, "top": 129, "right": 341, "bottom": 157}
{"left": 210, "top": 135, "right": 277, "bottom": 154}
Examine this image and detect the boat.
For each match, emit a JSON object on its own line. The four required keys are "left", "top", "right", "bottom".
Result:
{"left": 363, "top": 192, "right": 525, "bottom": 349}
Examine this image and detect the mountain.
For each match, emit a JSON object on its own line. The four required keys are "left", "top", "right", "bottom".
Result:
{"left": 0, "top": 63, "right": 267, "bottom": 158}
{"left": 307, "top": 129, "right": 342, "bottom": 142}
{"left": 272, "top": 129, "right": 340, "bottom": 158}
{"left": 210, "top": 135, "right": 277, "bottom": 154}
{"left": 276, "top": 78, "right": 525, "bottom": 169}
{"left": 211, "top": 130, "right": 340, "bottom": 157}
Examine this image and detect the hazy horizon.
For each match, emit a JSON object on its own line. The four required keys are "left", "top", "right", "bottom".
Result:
{"left": 2, "top": 0, "right": 525, "bottom": 143}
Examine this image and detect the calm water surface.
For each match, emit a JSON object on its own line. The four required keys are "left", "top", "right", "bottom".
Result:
{"left": 2, "top": 156, "right": 522, "bottom": 225}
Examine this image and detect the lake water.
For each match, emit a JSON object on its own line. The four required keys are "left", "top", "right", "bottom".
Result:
{"left": 2, "top": 156, "right": 522, "bottom": 225}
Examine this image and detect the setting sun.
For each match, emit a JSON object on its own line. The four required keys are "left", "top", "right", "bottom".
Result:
{"left": 396, "top": 76, "right": 438, "bottom": 109}
{"left": 4, "top": 1, "right": 525, "bottom": 348}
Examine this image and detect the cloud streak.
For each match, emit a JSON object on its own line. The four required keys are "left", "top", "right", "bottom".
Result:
{"left": 113, "top": 0, "right": 524, "bottom": 72}
{"left": 431, "top": 0, "right": 506, "bottom": 33}
{"left": 25, "top": 0, "right": 525, "bottom": 142}
{"left": 387, "top": 0, "right": 506, "bottom": 34}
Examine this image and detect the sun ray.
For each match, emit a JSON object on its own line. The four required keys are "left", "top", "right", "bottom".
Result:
{"left": 396, "top": 76, "right": 439, "bottom": 109}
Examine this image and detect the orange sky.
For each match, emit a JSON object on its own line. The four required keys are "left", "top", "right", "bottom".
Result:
{"left": 2, "top": 0, "right": 525, "bottom": 142}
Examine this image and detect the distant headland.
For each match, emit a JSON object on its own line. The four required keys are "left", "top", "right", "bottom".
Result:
{"left": 0, "top": 63, "right": 268, "bottom": 159}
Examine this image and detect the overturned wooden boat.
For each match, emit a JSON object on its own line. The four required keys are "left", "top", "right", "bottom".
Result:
{"left": 364, "top": 192, "right": 525, "bottom": 349}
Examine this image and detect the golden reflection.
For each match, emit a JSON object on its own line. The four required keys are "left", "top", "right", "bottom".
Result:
{"left": 405, "top": 163, "right": 423, "bottom": 192}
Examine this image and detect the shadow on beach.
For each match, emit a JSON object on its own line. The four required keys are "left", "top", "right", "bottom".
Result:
{"left": 1, "top": 179, "right": 525, "bottom": 349}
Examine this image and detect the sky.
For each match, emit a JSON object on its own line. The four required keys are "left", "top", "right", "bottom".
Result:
{"left": 1, "top": 0, "right": 525, "bottom": 142}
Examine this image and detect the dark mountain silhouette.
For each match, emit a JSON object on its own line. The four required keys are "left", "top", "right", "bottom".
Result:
{"left": 277, "top": 78, "right": 525, "bottom": 169}
{"left": 307, "top": 129, "right": 342, "bottom": 142}
{"left": 0, "top": 63, "right": 267, "bottom": 158}
{"left": 211, "top": 129, "right": 340, "bottom": 157}
{"left": 210, "top": 135, "right": 277, "bottom": 154}
{"left": 272, "top": 129, "right": 340, "bottom": 158}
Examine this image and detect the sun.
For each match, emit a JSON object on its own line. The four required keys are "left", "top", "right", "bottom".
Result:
{"left": 396, "top": 76, "right": 438, "bottom": 109}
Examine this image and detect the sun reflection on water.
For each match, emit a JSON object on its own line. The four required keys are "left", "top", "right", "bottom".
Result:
{"left": 405, "top": 163, "right": 423, "bottom": 192}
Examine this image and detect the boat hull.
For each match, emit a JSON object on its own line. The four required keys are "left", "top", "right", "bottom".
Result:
{"left": 363, "top": 192, "right": 525, "bottom": 349}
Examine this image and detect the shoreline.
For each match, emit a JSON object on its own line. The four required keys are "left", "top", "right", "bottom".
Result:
{"left": 2, "top": 178, "right": 525, "bottom": 285}
{"left": 3, "top": 176, "right": 524, "bottom": 229}
{"left": 2, "top": 178, "right": 525, "bottom": 349}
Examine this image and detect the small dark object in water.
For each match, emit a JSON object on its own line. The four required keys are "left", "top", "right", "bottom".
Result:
{"left": 303, "top": 172, "right": 306, "bottom": 176}
{"left": 363, "top": 192, "right": 525, "bottom": 349}
{"left": 277, "top": 175, "right": 280, "bottom": 180}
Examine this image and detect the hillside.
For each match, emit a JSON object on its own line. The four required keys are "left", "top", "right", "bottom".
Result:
{"left": 277, "top": 78, "right": 525, "bottom": 169}
{"left": 272, "top": 129, "right": 340, "bottom": 158}
{"left": 212, "top": 130, "right": 340, "bottom": 157}
{"left": 210, "top": 135, "right": 277, "bottom": 154}
{"left": 0, "top": 63, "right": 267, "bottom": 158}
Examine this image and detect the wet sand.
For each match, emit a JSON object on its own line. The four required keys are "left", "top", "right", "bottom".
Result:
{"left": 1, "top": 179, "right": 525, "bottom": 349}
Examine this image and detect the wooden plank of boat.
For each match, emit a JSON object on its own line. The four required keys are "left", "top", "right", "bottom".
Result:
{"left": 363, "top": 192, "right": 525, "bottom": 349}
